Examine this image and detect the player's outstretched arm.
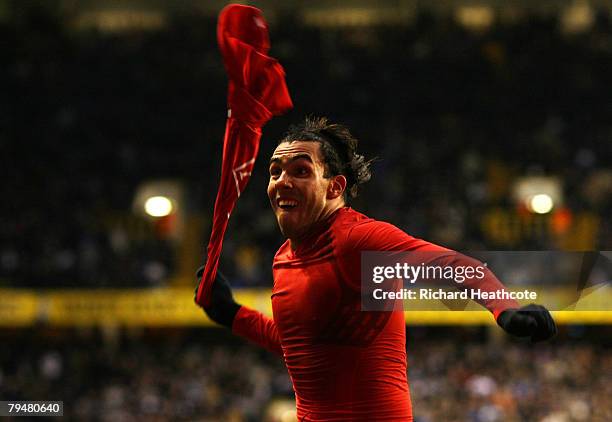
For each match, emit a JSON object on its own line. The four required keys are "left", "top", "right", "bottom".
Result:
{"left": 496, "top": 304, "right": 557, "bottom": 342}
{"left": 345, "top": 220, "right": 558, "bottom": 340}
{"left": 195, "top": 268, "right": 283, "bottom": 356}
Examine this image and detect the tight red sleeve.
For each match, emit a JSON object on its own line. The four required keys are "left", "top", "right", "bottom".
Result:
{"left": 232, "top": 306, "right": 283, "bottom": 356}
{"left": 344, "top": 219, "right": 519, "bottom": 318}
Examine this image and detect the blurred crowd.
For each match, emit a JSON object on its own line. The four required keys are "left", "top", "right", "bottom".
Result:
{"left": 0, "top": 328, "right": 292, "bottom": 421}
{"left": 408, "top": 336, "right": 611, "bottom": 421}
{"left": 2, "top": 7, "right": 612, "bottom": 287}
{"left": 0, "top": 326, "right": 609, "bottom": 421}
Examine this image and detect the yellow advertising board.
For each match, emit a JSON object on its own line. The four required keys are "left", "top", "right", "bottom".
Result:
{"left": 43, "top": 289, "right": 272, "bottom": 326}
{"left": 0, "top": 289, "right": 40, "bottom": 326}
{"left": 0, "top": 287, "right": 609, "bottom": 327}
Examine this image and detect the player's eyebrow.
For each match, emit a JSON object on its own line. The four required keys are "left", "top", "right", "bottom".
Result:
{"left": 269, "top": 154, "right": 314, "bottom": 166}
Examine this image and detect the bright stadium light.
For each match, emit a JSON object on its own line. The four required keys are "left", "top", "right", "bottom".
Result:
{"left": 133, "top": 180, "right": 184, "bottom": 238}
{"left": 528, "top": 194, "right": 554, "bottom": 214}
{"left": 513, "top": 176, "right": 562, "bottom": 214}
{"left": 144, "top": 196, "right": 173, "bottom": 217}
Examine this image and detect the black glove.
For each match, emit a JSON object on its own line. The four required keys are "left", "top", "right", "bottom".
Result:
{"left": 195, "top": 267, "right": 241, "bottom": 328}
{"left": 497, "top": 304, "right": 557, "bottom": 342}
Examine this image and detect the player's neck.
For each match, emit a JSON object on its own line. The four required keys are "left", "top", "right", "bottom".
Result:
{"left": 289, "top": 203, "right": 345, "bottom": 251}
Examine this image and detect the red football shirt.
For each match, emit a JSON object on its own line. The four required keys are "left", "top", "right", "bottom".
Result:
{"left": 233, "top": 207, "right": 518, "bottom": 421}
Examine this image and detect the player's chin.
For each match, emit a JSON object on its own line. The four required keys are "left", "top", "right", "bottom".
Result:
{"left": 277, "top": 213, "right": 298, "bottom": 237}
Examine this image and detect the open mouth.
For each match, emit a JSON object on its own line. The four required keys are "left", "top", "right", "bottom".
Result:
{"left": 277, "top": 198, "right": 298, "bottom": 210}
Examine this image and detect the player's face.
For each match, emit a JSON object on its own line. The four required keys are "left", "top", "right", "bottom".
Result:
{"left": 268, "top": 141, "right": 337, "bottom": 242}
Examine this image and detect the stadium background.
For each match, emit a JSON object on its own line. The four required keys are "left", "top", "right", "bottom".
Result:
{"left": 1, "top": 0, "right": 611, "bottom": 420}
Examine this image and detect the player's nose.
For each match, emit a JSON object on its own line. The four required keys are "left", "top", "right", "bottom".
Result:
{"left": 276, "top": 170, "right": 293, "bottom": 189}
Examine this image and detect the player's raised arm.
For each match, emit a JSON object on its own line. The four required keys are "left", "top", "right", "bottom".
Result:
{"left": 195, "top": 267, "right": 283, "bottom": 356}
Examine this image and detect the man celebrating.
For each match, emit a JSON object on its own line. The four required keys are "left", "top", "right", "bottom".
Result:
{"left": 197, "top": 116, "right": 557, "bottom": 421}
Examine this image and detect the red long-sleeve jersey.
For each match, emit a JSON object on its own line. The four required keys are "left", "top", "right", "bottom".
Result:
{"left": 233, "top": 207, "right": 518, "bottom": 421}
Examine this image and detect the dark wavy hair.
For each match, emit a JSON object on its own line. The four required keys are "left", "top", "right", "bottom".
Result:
{"left": 279, "top": 116, "right": 373, "bottom": 199}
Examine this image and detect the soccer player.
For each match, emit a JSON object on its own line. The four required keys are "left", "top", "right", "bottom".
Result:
{"left": 197, "top": 116, "right": 557, "bottom": 421}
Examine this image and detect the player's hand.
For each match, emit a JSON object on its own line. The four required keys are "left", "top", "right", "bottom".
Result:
{"left": 195, "top": 266, "right": 241, "bottom": 328}
{"left": 497, "top": 304, "right": 557, "bottom": 342}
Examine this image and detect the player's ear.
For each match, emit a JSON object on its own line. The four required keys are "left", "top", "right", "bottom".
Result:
{"left": 327, "top": 175, "right": 347, "bottom": 199}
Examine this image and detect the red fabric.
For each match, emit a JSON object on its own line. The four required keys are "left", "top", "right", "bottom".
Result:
{"left": 232, "top": 306, "right": 283, "bottom": 356}
{"left": 234, "top": 208, "right": 519, "bottom": 421}
{"left": 196, "top": 5, "right": 292, "bottom": 307}
{"left": 341, "top": 215, "right": 520, "bottom": 319}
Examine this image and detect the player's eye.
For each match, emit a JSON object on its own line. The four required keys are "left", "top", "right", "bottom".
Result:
{"left": 269, "top": 166, "right": 281, "bottom": 178}
{"left": 295, "top": 166, "right": 310, "bottom": 177}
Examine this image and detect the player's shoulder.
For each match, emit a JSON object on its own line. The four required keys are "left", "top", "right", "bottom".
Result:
{"left": 334, "top": 207, "right": 410, "bottom": 245}
{"left": 334, "top": 206, "right": 377, "bottom": 227}
{"left": 335, "top": 207, "right": 400, "bottom": 229}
